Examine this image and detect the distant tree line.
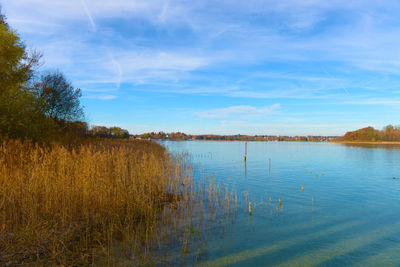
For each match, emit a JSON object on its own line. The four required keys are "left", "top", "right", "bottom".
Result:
{"left": 0, "top": 9, "right": 129, "bottom": 142}
{"left": 90, "top": 126, "right": 130, "bottom": 138}
{"left": 340, "top": 125, "right": 400, "bottom": 142}
{"left": 134, "top": 132, "right": 336, "bottom": 142}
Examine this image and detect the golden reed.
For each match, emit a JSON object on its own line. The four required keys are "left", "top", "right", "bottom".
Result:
{"left": 0, "top": 138, "right": 203, "bottom": 265}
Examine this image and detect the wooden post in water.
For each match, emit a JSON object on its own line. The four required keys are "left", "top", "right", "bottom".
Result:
{"left": 244, "top": 142, "right": 247, "bottom": 161}
{"left": 269, "top": 158, "right": 271, "bottom": 174}
{"left": 312, "top": 196, "right": 314, "bottom": 212}
{"left": 244, "top": 159, "right": 247, "bottom": 177}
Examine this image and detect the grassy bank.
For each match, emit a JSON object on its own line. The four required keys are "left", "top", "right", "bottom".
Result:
{"left": 0, "top": 139, "right": 236, "bottom": 265}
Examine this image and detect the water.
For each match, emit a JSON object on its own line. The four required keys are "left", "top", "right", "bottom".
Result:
{"left": 161, "top": 141, "right": 400, "bottom": 266}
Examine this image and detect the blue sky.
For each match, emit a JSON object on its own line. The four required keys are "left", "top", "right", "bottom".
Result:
{"left": 3, "top": 0, "right": 400, "bottom": 135}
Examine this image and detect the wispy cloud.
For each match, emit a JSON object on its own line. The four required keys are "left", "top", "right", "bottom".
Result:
{"left": 5, "top": 0, "right": 400, "bottom": 84}
{"left": 195, "top": 104, "right": 280, "bottom": 119}
{"left": 80, "top": 0, "right": 96, "bottom": 31}
{"left": 339, "top": 98, "right": 400, "bottom": 106}
{"left": 109, "top": 53, "right": 122, "bottom": 88}
{"left": 3, "top": 0, "right": 400, "bottom": 134}
{"left": 84, "top": 94, "right": 117, "bottom": 100}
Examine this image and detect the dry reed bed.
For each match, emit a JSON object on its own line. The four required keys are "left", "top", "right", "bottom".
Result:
{"left": 0, "top": 139, "right": 238, "bottom": 266}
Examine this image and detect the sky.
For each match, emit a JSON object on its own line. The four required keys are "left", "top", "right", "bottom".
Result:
{"left": 2, "top": 0, "right": 400, "bottom": 136}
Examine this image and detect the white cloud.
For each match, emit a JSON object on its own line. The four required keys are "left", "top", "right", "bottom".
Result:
{"left": 117, "top": 52, "right": 209, "bottom": 73}
{"left": 81, "top": 0, "right": 96, "bottom": 31}
{"left": 84, "top": 94, "right": 117, "bottom": 100}
{"left": 3, "top": 0, "right": 400, "bottom": 103}
{"left": 195, "top": 104, "right": 280, "bottom": 119}
{"left": 339, "top": 98, "right": 400, "bottom": 106}
{"left": 109, "top": 53, "right": 123, "bottom": 88}
{"left": 4, "top": 0, "right": 400, "bottom": 76}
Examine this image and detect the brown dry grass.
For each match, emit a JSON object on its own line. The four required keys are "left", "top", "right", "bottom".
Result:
{"left": 0, "top": 138, "right": 204, "bottom": 265}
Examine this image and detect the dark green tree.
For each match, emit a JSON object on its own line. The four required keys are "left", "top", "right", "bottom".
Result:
{"left": 0, "top": 9, "right": 55, "bottom": 141}
{"left": 110, "top": 126, "right": 129, "bottom": 138}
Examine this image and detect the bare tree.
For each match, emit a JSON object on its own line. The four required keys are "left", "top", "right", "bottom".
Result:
{"left": 35, "top": 71, "right": 83, "bottom": 122}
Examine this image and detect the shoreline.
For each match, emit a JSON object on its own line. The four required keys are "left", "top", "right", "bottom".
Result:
{"left": 330, "top": 141, "right": 400, "bottom": 145}
{"left": 153, "top": 139, "right": 400, "bottom": 145}
{"left": 160, "top": 140, "right": 400, "bottom": 144}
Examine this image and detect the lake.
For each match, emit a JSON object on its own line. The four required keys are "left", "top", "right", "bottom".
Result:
{"left": 160, "top": 141, "right": 400, "bottom": 266}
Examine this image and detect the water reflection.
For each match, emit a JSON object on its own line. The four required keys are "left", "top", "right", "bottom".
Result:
{"left": 337, "top": 142, "right": 400, "bottom": 150}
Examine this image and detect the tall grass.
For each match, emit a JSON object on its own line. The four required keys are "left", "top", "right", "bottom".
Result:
{"left": 0, "top": 138, "right": 238, "bottom": 265}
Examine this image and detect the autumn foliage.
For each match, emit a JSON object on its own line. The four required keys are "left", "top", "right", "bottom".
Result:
{"left": 340, "top": 125, "right": 400, "bottom": 142}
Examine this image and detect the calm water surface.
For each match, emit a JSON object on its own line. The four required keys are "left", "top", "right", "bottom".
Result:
{"left": 161, "top": 141, "right": 400, "bottom": 267}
